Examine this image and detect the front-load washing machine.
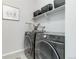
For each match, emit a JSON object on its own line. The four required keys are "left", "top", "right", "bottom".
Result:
{"left": 24, "top": 32, "right": 35, "bottom": 59}
{"left": 35, "top": 32, "right": 65, "bottom": 59}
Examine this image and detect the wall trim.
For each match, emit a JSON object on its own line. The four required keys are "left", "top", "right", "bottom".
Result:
{"left": 2, "top": 49, "right": 24, "bottom": 57}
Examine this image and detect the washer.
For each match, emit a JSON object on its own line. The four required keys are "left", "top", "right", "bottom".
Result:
{"left": 24, "top": 32, "right": 34, "bottom": 59}
{"left": 35, "top": 32, "right": 65, "bottom": 59}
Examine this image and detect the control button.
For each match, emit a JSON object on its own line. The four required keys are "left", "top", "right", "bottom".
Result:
{"left": 43, "top": 35, "right": 47, "bottom": 38}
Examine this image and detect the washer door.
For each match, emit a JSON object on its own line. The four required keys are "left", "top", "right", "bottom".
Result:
{"left": 24, "top": 34, "right": 33, "bottom": 59}
{"left": 35, "top": 40, "right": 59, "bottom": 59}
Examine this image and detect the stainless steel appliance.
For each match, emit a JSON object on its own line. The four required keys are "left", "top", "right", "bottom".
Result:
{"left": 24, "top": 32, "right": 65, "bottom": 59}
{"left": 35, "top": 32, "right": 65, "bottom": 59}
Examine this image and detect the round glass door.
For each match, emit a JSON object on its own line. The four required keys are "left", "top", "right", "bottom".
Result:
{"left": 35, "top": 40, "right": 59, "bottom": 59}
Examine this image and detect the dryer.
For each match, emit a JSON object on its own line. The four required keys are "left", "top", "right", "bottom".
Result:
{"left": 35, "top": 32, "right": 65, "bottom": 59}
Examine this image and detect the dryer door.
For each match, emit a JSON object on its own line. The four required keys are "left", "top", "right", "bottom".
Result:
{"left": 35, "top": 40, "right": 59, "bottom": 59}
{"left": 48, "top": 41, "right": 65, "bottom": 59}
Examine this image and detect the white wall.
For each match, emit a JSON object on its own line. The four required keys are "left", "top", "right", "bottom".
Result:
{"left": 34, "top": 10, "right": 65, "bottom": 32}
{"left": 65, "top": 0, "right": 76, "bottom": 59}
{"left": 33, "top": 0, "right": 65, "bottom": 33}
{"left": 2, "top": 0, "right": 36, "bottom": 55}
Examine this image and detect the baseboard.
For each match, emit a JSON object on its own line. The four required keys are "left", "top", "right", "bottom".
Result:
{"left": 2, "top": 49, "right": 24, "bottom": 57}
